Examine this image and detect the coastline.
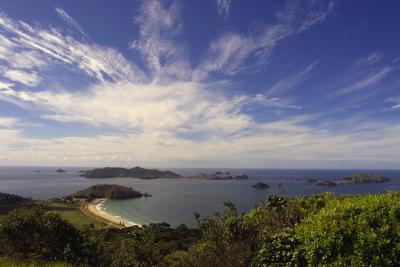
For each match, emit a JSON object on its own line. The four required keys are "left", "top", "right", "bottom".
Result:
{"left": 86, "top": 198, "right": 141, "bottom": 227}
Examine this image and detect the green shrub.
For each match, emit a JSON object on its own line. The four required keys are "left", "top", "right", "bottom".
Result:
{"left": 0, "top": 208, "right": 85, "bottom": 263}
{"left": 296, "top": 192, "right": 400, "bottom": 266}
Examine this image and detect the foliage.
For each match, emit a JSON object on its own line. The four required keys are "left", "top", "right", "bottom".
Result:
{"left": 2, "top": 192, "right": 400, "bottom": 266}
{"left": 296, "top": 192, "right": 400, "bottom": 266}
{"left": 0, "top": 207, "right": 85, "bottom": 263}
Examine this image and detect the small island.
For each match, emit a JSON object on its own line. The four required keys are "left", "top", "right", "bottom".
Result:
{"left": 252, "top": 182, "right": 269, "bottom": 189}
{"left": 56, "top": 168, "right": 66, "bottom": 173}
{"left": 80, "top": 167, "right": 181, "bottom": 179}
{"left": 317, "top": 180, "right": 337, "bottom": 187}
{"left": 316, "top": 173, "right": 390, "bottom": 187}
{"left": 340, "top": 173, "right": 390, "bottom": 184}
{"left": 188, "top": 172, "right": 249, "bottom": 180}
{"left": 71, "top": 184, "right": 147, "bottom": 200}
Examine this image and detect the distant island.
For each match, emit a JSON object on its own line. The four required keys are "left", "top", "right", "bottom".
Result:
{"left": 71, "top": 184, "right": 148, "bottom": 200}
{"left": 80, "top": 167, "right": 181, "bottom": 179}
{"left": 187, "top": 172, "right": 249, "bottom": 180}
{"left": 81, "top": 167, "right": 249, "bottom": 180}
{"left": 252, "top": 182, "right": 269, "bottom": 189}
{"left": 56, "top": 168, "right": 66, "bottom": 173}
{"left": 316, "top": 173, "right": 390, "bottom": 187}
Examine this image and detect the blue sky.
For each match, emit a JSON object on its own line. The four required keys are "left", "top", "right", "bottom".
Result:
{"left": 0, "top": 0, "right": 399, "bottom": 168}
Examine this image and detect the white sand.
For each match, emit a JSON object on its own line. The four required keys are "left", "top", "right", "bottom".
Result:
{"left": 87, "top": 198, "right": 141, "bottom": 227}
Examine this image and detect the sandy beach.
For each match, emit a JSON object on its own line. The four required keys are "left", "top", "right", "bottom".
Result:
{"left": 86, "top": 198, "right": 141, "bottom": 227}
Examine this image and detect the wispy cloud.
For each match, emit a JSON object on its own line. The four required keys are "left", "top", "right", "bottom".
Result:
{"left": 4, "top": 69, "right": 41, "bottom": 86}
{"left": 55, "top": 7, "right": 86, "bottom": 36}
{"left": 267, "top": 61, "right": 318, "bottom": 95}
{"left": 339, "top": 66, "right": 394, "bottom": 94}
{"left": 216, "top": 0, "right": 232, "bottom": 19}
{"left": 0, "top": 13, "right": 144, "bottom": 84}
{"left": 129, "top": 0, "right": 189, "bottom": 81}
{"left": 194, "top": 0, "right": 335, "bottom": 80}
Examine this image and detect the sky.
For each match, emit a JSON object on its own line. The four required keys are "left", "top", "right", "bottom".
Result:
{"left": 0, "top": 0, "right": 399, "bottom": 168}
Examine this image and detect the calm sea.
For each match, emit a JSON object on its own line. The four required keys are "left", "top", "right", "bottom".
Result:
{"left": 0, "top": 166, "right": 400, "bottom": 227}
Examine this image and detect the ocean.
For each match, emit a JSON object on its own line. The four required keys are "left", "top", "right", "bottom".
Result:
{"left": 0, "top": 166, "right": 400, "bottom": 227}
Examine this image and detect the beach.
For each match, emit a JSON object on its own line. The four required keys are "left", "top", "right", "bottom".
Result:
{"left": 86, "top": 198, "right": 141, "bottom": 227}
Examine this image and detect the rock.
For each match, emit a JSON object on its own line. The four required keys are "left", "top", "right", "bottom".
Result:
{"left": 56, "top": 169, "right": 66, "bottom": 173}
{"left": 252, "top": 182, "right": 269, "bottom": 189}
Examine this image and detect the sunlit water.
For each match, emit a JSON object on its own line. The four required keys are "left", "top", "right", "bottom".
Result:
{"left": 0, "top": 167, "right": 399, "bottom": 227}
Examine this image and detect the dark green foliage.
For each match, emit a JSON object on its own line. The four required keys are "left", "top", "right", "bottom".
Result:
{"left": 2, "top": 192, "right": 400, "bottom": 266}
{"left": 252, "top": 228, "right": 305, "bottom": 267}
{"left": 0, "top": 208, "right": 85, "bottom": 263}
{"left": 72, "top": 184, "right": 143, "bottom": 200}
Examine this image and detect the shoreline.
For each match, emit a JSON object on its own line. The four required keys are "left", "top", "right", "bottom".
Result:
{"left": 86, "top": 198, "right": 141, "bottom": 227}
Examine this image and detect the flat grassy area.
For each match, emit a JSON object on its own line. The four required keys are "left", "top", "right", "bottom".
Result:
{"left": 0, "top": 257, "right": 73, "bottom": 267}
{"left": 43, "top": 201, "right": 107, "bottom": 228}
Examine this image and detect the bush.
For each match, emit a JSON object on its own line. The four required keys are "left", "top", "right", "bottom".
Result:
{"left": 0, "top": 207, "right": 85, "bottom": 263}
{"left": 296, "top": 192, "right": 400, "bottom": 266}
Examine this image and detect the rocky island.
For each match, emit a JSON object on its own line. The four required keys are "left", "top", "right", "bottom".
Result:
{"left": 316, "top": 173, "right": 390, "bottom": 187}
{"left": 56, "top": 168, "right": 66, "bottom": 173}
{"left": 252, "top": 182, "right": 269, "bottom": 189}
{"left": 80, "top": 167, "right": 181, "bottom": 179}
{"left": 71, "top": 184, "right": 148, "bottom": 200}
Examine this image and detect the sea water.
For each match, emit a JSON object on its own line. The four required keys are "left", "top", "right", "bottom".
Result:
{"left": 0, "top": 167, "right": 399, "bottom": 227}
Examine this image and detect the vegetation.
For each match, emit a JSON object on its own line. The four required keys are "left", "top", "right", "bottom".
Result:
{"left": 72, "top": 184, "right": 145, "bottom": 200}
{"left": 1, "top": 191, "right": 400, "bottom": 266}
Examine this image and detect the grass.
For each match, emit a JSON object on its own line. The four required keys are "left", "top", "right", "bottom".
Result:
{"left": 43, "top": 201, "right": 107, "bottom": 228}
{"left": 0, "top": 257, "right": 73, "bottom": 267}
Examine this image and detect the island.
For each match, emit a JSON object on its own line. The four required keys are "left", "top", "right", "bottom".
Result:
{"left": 316, "top": 180, "right": 337, "bottom": 187}
{"left": 80, "top": 167, "right": 181, "bottom": 179}
{"left": 252, "top": 182, "right": 269, "bottom": 189}
{"left": 340, "top": 173, "right": 390, "bottom": 184}
{"left": 187, "top": 172, "right": 249, "bottom": 180}
{"left": 80, "top": 167, "right": 250, "bottom": 180}
{"left": 56, "top": 168, "right": 66, "bottom": 173}
{"left": 71, "top": 184, "right": 147, "bottom": 200}
{"left": 316, "top": 173, "right": 390, "bottom": 186}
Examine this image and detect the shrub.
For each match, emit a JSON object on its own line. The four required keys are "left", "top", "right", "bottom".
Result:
{"left": 0, "top": 207, "right": 85, "bottom": 263}
{"left": 296, "top": 192, "right": 400, "bottom": 266}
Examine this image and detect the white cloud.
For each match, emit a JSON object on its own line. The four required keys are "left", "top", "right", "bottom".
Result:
{"left": 194, "top": 1, "right": 335, "bottom": 80}
{"left": 0, "top": 13, "right": 145, "bottom": 83}
{"left": 55, "top": 7, "right": 86, "bottom": 36}
{"left": 340, "top": 67, "right": 393, "bottom": 94}
{"left": 130, "top": 0, "right": 189, "bottom": 81}
{"left": 216, "top": 0, "right": 232, "bottom": 18}
{"left": 4, "top": 69, "right": 41, "bottom": 86}
{"left": 267, "top": 61, "right": 318, "bottom": 95}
